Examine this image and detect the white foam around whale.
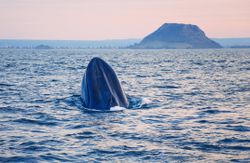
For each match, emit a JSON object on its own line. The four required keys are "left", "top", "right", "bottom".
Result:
{"left": 110, "top": 106, "right": 126, "bottom": 111}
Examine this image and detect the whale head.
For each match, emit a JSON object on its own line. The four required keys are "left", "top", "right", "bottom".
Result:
{"left": 81, "top": 57, "right": 128, "bottom": 111}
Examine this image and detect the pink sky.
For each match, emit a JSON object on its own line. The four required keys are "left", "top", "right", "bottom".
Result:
{"left": 0, "top": 0, "right": 250, "bottom": 40}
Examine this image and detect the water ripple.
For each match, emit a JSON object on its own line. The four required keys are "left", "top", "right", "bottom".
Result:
{"left": 0, "top": 49, "right": 250, "bottom": 162}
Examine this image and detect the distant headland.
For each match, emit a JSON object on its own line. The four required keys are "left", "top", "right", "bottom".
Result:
{"left": 130, "top": 23, "right": 222, "bottom": 49}
{"left": 1, "top": 22, "right": 250, "bottom": 49}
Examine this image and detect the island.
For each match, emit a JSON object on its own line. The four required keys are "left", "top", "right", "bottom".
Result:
{"left": 130, "top": 23, "right": 222, "bottom": 49}
{"left": 35, "top": 44, "right": 53, "bottom": 49}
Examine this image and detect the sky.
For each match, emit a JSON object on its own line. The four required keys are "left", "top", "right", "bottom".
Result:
{"left": 0, "top": 0, "right": 250, "bottom": 40}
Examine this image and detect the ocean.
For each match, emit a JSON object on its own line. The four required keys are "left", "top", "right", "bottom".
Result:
{"left": 0, "top": 49, "right": 250, "bottom": 162}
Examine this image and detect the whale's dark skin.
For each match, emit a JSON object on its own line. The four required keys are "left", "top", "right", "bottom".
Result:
{"left": 81, "top": 57, "right": 128, "bottom": 111}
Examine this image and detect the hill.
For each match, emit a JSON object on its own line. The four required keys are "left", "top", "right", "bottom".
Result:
{"left": 131, "top": 23, "right": 222, "bottom": 49}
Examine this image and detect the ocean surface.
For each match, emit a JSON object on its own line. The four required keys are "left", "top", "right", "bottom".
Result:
{"left": 0, "top": 49, "right": 250, "bottom": 162}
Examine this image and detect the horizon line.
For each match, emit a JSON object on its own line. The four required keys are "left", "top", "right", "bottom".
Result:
{"left": 1, "top": 37, "right": 250, "bottom": 41}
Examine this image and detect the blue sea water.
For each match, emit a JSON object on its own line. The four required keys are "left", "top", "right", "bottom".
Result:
{"left": 0, "top": 49, "right": 250, "bottom": 162}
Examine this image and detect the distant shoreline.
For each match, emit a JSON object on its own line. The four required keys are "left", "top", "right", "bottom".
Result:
{"left": 1, "top": 38, "right": 250, "bottom": 49}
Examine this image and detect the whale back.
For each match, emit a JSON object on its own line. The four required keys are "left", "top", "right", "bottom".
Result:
{"left": 81, "top": 57, "right": 128, "bottom": 110}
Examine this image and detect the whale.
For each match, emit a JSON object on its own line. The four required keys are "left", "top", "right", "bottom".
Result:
{"left": 81, "top": 57, "right": 129, "bottom": 111}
